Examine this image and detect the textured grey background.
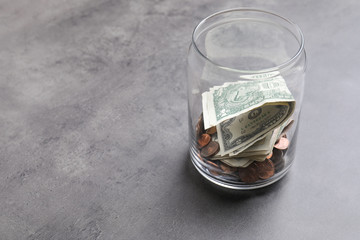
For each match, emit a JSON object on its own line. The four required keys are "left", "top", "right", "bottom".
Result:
{"left": 1, "top": 0, "right": 359, "bottom": 239}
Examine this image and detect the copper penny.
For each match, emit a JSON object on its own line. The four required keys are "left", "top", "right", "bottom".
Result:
{"left": 195, "top": 113, "right": 204, "bottom": 137}
{"left": 197, "top": 133, "right": 211, "bottom": 148}
{"left": 206, "top": 160, "right": 220, "bottom": 176}
{"left": 274, "top": 160, "right": 285, "bottom": 173}
{"left": 239, "top": 163, "right": 259, "bottom": 183}
{"left": 254, "top": 159, "right": 275, "bottom": 180}
{"left": 209, "top": 169, "right": 220, "bottom": 176}
{"left": 274, "top": 137, "right": 289, "bottom": 150}
{"left": 206, "top": 160, "right": 219, "bottom": 168}
{"left": 219, "top": 162, "right": 237, "bottom": 174}
{"left": 271, "top": 149, "right": 283, "bottom": 163}
{"left": 200, "top": 141, "right": 220, "bottom": 158}
{"left": 266, "top": 151, "right": 273, "bottom": 159}
{"left": 206, "top": 126, "right": 217, "bottom": 135}
{"left": 270, "top": 148, "right": 285, "bottom": 173}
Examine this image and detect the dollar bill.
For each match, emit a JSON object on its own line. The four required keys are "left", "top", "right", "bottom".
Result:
{"left": 202, "top": 76, "right": 295, "bottom": 130}
{"left": 220, "top": 158, "right": 254, "bottom": 168}
{"left": 210, "top": 131, "right": 270, "bottom": 159}
{"left": 202, "top": 76, "right": 295, "bottom": 156}
{"left": 229, "top": 127, "right": 279, "bottom": 157}
{"left": 228, "top": 130, "right": 273, "bottom": 157}
{"left": 217, "top": 102, "right": 294, "bottom": 156}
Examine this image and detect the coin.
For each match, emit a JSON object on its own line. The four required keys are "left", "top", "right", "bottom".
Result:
{"left": 209, "top": 169, "right": 220, "bottom": 176}
{"left": 205, "top": 160, "right": 220, "bottom": 176}
{"left": 270, "top": 148, "right": 285, "bottom": 173}
{"left": 219, "top": 162, "right": 237, "bottom": 174}
{"left": 254, "top": 159, "right": 275, "bottom": 180}
{"left": 266, "top": 151, "right": 273, "bottom": 159}
{"left": 206, "top": 126, "right": 217, "bottom": 135}
{"left": 239, "top": 163, "right": 259, "bottom": 183}
{"left": 200, "top": 141, "right": 220, "bottom": 158}
{"left": 274, "top": 137, "right": 289, "bottom": 150}
{"left": 195, "top": 113, "right": 204, "bottom": 137}
{"left": 271, "top": 148, "right": 283, "bottom": 164}
{"left": 274, "top": 160, "right": 285, "bottom": 173}
{"left": 206, "top": 160, "right": 219, "bottom": 168}
{"left": 197, "top": 133, "right": 211, "bottom": 149}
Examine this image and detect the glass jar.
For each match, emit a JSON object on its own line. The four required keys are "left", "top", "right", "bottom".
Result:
{"left": 187, "top": 9, "right": 306, "bottom": 190}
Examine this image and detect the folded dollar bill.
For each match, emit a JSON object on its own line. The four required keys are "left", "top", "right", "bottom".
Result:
{"left": 202, "top": 76, "right": 295, "bottom": 156}
{"left": 220, "top": 158, "right": 254, "bottom": 168}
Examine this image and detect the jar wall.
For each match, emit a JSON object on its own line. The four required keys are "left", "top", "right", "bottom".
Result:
{"left": 187, "top": 9, "right": 306, "bottom": 189}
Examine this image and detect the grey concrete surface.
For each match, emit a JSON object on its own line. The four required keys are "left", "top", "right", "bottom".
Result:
{"left": 1, "top": 0, "right": 360, "bottom": 239}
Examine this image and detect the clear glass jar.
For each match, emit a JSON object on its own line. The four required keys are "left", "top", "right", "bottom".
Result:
{"left": 187, "top": 9, "right": 306, "bottom": 190}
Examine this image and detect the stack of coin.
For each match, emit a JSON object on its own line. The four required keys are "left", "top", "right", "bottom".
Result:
{"left": 196, "top": 114, "right": 220, "bottom": 158}
{"left": 195, "top": 113, "right": 290, "bottom": 183}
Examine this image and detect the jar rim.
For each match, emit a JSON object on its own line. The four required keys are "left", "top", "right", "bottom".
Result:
{"left": 191, "top": 8, "right": 305, "bottom": 74}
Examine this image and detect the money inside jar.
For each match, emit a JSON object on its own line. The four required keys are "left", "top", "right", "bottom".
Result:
{"left": 195, "top": 75, "right": 295, "bottom": 183}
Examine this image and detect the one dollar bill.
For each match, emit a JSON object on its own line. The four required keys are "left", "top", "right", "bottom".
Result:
{"left": 202, "top": 76, "right": 295, "bottom": 156}
{"left": 202, "top": 76, "right": 295, "bottom": 130}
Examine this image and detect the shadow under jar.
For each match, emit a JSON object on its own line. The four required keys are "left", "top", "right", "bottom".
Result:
{"left": 187, "top": 9, "right": 306, "bottom": 190}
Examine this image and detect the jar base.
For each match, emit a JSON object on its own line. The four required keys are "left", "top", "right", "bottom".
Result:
{"left": 190, "top": 146, "right": 293, "bottom": 190}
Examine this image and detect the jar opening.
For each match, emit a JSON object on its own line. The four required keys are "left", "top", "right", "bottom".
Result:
{"left": 192, "top": 8, "right": 305, "bottom": 74}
